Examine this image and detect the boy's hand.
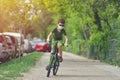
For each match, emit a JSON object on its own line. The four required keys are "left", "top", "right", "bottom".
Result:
{"left": 64, "top": 43, "right": 68, "bottom": 47}
{"left": 47, "top": 38, "right": 50, "bottom": 43}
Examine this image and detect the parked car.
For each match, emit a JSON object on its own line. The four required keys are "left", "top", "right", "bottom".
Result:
{"left": 0, "top": 33, "right": 9, "bottom": 62}
{"left": 34, "top": 41, "right": 51, "bottom": 52}
{"left": 30, "top": 38, "right": 43, "bottom": 51}
{"left": 24, "top": 39, "right": 33, "bottom": 53}
{"left": 3, "top": 32, "right": 24, "bottom": 57}
{"left": 4, "top": 34, "right": 18, "bottom": 58}
{"left": 4, "top": 35, "right": 16, "bottom": 58}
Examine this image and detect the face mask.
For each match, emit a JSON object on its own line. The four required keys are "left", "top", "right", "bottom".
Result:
{"left": 57, "top": 25, "right": 64, "bottom": 30}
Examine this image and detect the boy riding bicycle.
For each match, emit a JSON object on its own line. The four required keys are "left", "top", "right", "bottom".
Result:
{"left": 47, "top": 19, "right": 68, "bottom": 62}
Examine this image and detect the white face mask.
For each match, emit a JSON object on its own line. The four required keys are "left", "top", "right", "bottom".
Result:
{"left": 57, "top": 25, "right": 64, "bottom": 30}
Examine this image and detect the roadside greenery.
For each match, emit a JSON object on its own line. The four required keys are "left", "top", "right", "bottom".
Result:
{"left": 1, "top": 0, "right": 120, "bottom": 66}
{"left": 43, "top": 0, "right": 120, "bottom": 67}
{"left": 0, "top": 52, "right": 42, "bottom": 80}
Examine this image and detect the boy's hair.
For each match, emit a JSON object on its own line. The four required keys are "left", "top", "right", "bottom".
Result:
{"left": 58, "top": 19, "right": 65, "bottom": 24}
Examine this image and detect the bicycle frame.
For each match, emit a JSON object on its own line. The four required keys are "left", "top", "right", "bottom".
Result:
{"left": 47, "top": 41, "right": 60, "bottom": 77}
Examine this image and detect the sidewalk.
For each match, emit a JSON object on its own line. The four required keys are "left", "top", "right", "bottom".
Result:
{"left": 16, "top": 52, "right": 120, "bottom": 80}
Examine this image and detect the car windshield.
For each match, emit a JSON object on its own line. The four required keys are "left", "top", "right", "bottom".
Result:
{"left": 37, "top": 42, "right": 46, "bottom": 45}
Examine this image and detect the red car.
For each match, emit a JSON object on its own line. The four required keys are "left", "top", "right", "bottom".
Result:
{"left": 34, "top": 42, "right": 51, "bottom": 52}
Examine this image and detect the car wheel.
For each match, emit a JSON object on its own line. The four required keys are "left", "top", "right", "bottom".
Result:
{"left": 0, "top": 52, "right": 9, "bottom": 63}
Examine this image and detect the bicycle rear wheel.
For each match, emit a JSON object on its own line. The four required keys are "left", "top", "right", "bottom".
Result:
{"left": 53, "top": 60, "right": 59, "bottom": 75}
{"left": 47, "top": 56, "right": 54, "bottom": 77}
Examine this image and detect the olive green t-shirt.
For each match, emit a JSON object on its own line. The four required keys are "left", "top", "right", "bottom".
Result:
{"left": 52, "top": 28, "right": 67, "bottom": 40}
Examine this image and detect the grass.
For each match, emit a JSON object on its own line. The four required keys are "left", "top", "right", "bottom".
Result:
{"left": 0, "top": 52, "right": 43, "bottom": 80}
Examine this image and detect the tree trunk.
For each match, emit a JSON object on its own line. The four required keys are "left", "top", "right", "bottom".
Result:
{"left": 92, "top": 7, "right": 102, "bottom": 31}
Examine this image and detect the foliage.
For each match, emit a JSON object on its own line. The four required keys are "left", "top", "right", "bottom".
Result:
{"left": 1, "top": 0, "right": 120, "bottom": 66}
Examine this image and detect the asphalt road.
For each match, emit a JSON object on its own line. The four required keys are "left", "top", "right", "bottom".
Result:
{"left": 16, "top": 52, "right": 120, "bottom": 80}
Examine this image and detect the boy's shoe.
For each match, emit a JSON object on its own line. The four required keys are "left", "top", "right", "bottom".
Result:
{"left": 51, "top": 52, "right": 54, "bottom": 54}
{"left": 58, "top": 56, "right": 63, "bottom": 62}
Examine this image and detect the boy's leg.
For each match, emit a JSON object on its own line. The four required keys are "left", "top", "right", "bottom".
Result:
{"left": 58, "top": 41, "right": 63, "bottom": 62}
{"left": 58, "top": 45, "right": 62, "bottom": 57}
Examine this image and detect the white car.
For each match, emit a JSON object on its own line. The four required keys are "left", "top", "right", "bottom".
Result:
{"left": 3, "top": 32, "right": 24, "bottom": 57}
{"left": 24, "top": 39, "right": 32, "bottom": 53}
{"left": 0, "top": 33, "right": 9, "bottom": 62}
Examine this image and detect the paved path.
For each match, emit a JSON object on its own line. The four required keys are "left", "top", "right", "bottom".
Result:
{"left": 16, "top": 52, "right": 120, "bottom": 80}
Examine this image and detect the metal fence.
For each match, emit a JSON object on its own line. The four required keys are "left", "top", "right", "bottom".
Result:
{"left": 106, "top": 39, "right": 116, "bottom": 59}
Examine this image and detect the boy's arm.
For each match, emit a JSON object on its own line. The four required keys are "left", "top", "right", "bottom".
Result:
{"left": 64, "top": 35, "right": 68, "bottom": 45}
{"left": 47, "top": 32, "right": 53, "bottom": 42}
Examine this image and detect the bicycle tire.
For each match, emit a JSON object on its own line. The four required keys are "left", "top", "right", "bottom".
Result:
{"left": 53, "top": 59, "right": 59, "bottom": 75}
{"left": 47, "top": 68, "right": 51, "bottom": 77}
{"left": 47, "top": 56, "right": 54, "bottom": 77}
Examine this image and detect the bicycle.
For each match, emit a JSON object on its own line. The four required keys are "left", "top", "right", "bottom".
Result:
{"left": 46, "top": 41, "right": 60, "bottom": 77}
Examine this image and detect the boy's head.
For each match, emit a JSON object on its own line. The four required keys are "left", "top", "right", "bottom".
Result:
{"left": 57, "top": 19, "right": 65, "bottom": 30}
{"left": 58, "top": 19, "right": 65, "bottom": 24}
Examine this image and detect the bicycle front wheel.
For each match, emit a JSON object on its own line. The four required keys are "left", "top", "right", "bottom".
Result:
{"left": 53, "top": 60, "right": 59, "bottom": 75}
{"left": 47, "top": 56, "right": 54, "bottom": 77}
